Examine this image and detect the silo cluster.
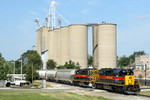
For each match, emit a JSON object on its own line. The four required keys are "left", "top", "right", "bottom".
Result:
{"left": 36, "top": 24, "right": 88, "bottom": 68}
{"left": 93, "top": 24, "right": 117, "bottom": 69}
{"left": 36, "top": 23, "right": 117, "bottom": 69}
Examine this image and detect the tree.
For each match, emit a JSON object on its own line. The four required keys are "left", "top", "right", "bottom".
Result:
{"left": 0, "top": 53, "right": 12, "bottom": 80}
{"left": 118, "top": 55, "right": 130, "bottom": 68}
{"left": 25, "top": 65, "right": 39, "bottom": 83}
{"left": 46, "top": 59, "right": 57, "bottom": 69}
{"left": 0, "top": 65, "right": 7, "bottom": 80}
{"left": 88, "top": 55, "right": 93, "bottom": 66}
{"left": 21, "top": 50, "right": 42, "bottom": 70}
{"left": 0, "top": 53, "right": 6, "bottom": 80}
{"left": 129, "top": 51, "right": 146, "bottom": 63}
{"left": 20, "top": 50, "right": 42, "bottom": 83}
{"left": 117, "top": 51, "right": 146, "bottom": 68}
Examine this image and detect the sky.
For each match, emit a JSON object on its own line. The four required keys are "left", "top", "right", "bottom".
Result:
{"left": 0, "top": 0, "right": 150, "bottom": 61}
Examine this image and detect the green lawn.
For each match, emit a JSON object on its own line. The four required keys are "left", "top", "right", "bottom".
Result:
{"left": 0, "top": 90, "right": 111, "bottom": 100}
{"left": 140, "top": 91, "right": 150, "bottom": 96}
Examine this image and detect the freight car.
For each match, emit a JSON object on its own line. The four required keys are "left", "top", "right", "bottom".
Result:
{"left": 56, "top": 69, "right": 76, "bottom": 84}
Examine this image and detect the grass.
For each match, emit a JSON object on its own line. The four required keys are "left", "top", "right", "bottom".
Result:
{"left": 140, "top": 91, "right": 150, "bottom": 96}
{"left": 0, "top": 90, "right": 111, "bottom": 100}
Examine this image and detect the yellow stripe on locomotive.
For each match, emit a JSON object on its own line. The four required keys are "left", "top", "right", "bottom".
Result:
{"left": 125, "top": 75, "right": 134, "bottom": 85}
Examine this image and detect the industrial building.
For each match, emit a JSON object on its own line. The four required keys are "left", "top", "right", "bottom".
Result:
{"left": 36, "top": 23, "right": 117, "bottom": 69}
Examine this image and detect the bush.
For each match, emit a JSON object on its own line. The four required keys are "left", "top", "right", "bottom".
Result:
{"left": 138, "top": 74, "right": 143, "bottom": 79}
{"left": 57, "top": 60, "right": 80, "bottom": 69}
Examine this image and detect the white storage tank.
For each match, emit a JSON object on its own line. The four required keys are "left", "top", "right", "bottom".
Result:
{"left": 69, "top": 24, "right": 88, "bottom": 69}
{"left": 98, "top": 24, "right": 117, "bottom": 69}
{"left": 60, "top": 27, "right": 69, "bottom": 65}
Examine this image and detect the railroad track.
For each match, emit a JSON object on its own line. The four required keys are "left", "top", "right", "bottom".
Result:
{"left": 138, "top": 94, "right": 150, "bottom": 98}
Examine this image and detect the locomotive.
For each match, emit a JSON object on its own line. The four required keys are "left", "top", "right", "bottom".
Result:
{"left": 37, "top": 68, "right": 140, "bottom": 94}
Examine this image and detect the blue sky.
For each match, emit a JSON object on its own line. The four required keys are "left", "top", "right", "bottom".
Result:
{"left": 0, "top": 0, "right": 150, "bottom": 61}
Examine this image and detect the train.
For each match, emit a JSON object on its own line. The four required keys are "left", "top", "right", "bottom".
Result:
{"left": 37, "top": 68, "right": 141, "bottom": 94}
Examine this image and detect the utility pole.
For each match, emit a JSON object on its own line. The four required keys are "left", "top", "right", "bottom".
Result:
{"left": 32, "top": 63, "right": 33, "bottom": 84}
{"left": 12, "top": 62, "right": 15, "bottom": 74}
{"left": 19, "top": 59, "right": 22, "bottom": 80}
{"left": 145, "top": 64, "right": 147, "bottom": 86}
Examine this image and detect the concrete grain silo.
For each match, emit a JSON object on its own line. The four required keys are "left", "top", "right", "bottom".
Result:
{"left": 53, "top": 29, "right": 60, "bottom": 65}
{"left": 60, "top": 27, "right": 69, "bottom": 65}
{"left": 69, "top": 24, "right": 88, "bottom": 68}
{"left": 41, "top": 27, "right": 49, "bottom": 52}
{"left": 48, "top": 30, "right": 54, "bottom": 60}
{"left": 57, "top": 29, "right": 61, "bottom": 66}
{"left": 36, "top": 27, "right": 49, "bottom": 56}
{"left": 92, "top": 26, "right": 98, "bottom": 68}
{"left": 98, "top": 24, "right": 117, "bottom": 69}
{"left": 36, "top": 28, "right": 42, "bottom": 55}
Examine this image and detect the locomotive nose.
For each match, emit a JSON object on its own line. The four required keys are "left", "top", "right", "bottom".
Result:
{"left": 125, "top": 75, "right": 134, "bottom": 85}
